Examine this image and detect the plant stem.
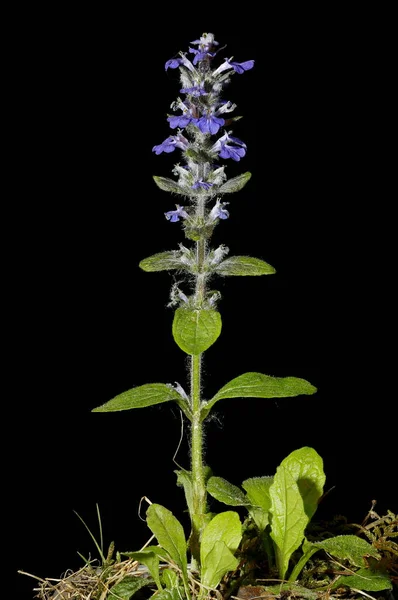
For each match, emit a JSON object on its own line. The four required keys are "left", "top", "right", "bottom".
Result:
{"left": 189, "top": 199, "right": 209, "bottom": 564}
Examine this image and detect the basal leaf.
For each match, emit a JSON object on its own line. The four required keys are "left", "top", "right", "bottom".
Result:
{"left": 201, "top": 511, "right": 242, "bottom": 563}
{"left": 92, "top": 383, "right": 187, "bottom": 413}
{"left": 146, "top": 504, "right": 188, "bottom": 575}
{"left": 334, "top": 568, "right": 392, "bottom": 592}
{"left": 120, "top": 550, "right": 162, "bottom": 590}
{"left": 172, "top": 308, "right": 222, "bottom": 355}
{"left": 215, "top": 256, "right": 276, "bottom": 276}
{"left": 260, "top": 583, "right": 321, "bottom": 599}
{"left": 139, "top": 251, "right": 184, "bottom": 272}
{"left": 161, "top": 567, "right": 178, "bottom": 589}
{"left": 108, "top": 575, "right": 150, "bottom": 599}
{"left": 154, "top": 589, "right": 183, "bottom": 600}
{"left": 310, "top": 535, "right": 380, "bottom": 568}
{"left": 201, "top": 540, "right": 239, "bottom": 590}
{"left": 242, "top": 476, "right": 273, "bottom": 532}
{"left": 202, "top": 373, "right": 316, "bottom": 419}
{"left": 207, "top": 476, "right": 250, "bottom": 506}
{"left": 280, "top": 447, "right": 325, "bottom": 520}
{"left": 269, "top": 465, "right": 309, "bottom": 580}
{"left": 218, "top": 171, "right": 252, "bottom": 193}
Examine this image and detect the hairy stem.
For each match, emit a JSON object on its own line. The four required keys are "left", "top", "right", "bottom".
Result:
{"left": 189, "top": 196, "right": 209, "bottom": 564}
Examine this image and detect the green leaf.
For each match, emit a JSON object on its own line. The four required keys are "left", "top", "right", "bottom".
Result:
{"left": 201, "top": 511, "right": 242, "bottom": 588}
{"left": 218, "top": 171, "right": 252, "bottom": 193}
{"left": 175, "top": 469, "right": 194, "bottom": 518}
{"left": 242, "top": 476, "right": 273, "bottom": 532}
{"left": 269, "top": 465, "right": 309, "bottom": 580}
{"left": 139, "top": 252, "right": 184, "bottom": 272}
{"left": 201, "top": 511, "right": 242, "bottom": 560}
{"left": 108, "top": 575, "right": 150, "bottom": 599}
{"left": 310, "top": 535, "right": 380, "bottom": 567}
{"left": 334, "top": 568, "right": 392, "bottom": 592}
{"left": 161, "top": 568, "right": 178, "bottom": 589}
{"left": 120, "top": 550, "right": 162, "bottom": 591}
{"left": 154, "top": 589, "right": 183, "bottom": 600}
{"left": 92, "top": 383, "right": 187, "bottom": 413}
{"left": 280, "top": 447, "right": 325, "bottom": 520}
{"left": 153, "top": 176, "right": 186, "bottom": 195}
{"left": 215, "top": 256, "right": 276, "bottom": 276}
{"left": 146, "top": 504, "right": 188, "bottom": 575}
{"left": 172, "top": 308, "right": 222, "bottom": 355}
{"left": 261, "top": 583, "right": 321, "bottom": 599}
{"left": 202, "top": 373, "right": 317, "bottom": 419}
{"left": 207, "top": 476, "right": 250, "bottom": 506}
{"left": 201, "top": 540, "right": 239, "bottom": 590}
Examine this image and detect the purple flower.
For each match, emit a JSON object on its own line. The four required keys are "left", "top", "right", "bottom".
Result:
{"left": 189, "top": 46, "right": 216, "bottom": 65}
{"left": 197, "top": 114, "right": 225, "bottom": 135}
{"left": 213, "top": 57, "right": 255, "bottom": 76}
{"left": 165, "top": 205, "right": 189, "bottom": 222}
{"left": 192, "top": 180, "right": 214, "bottom": 190}
{"left": 152, "top": 134, "right": 189, "bottom": 155}
{"left": 188, "top": 32, "right": 219, "bottom": 64}
{"left": 228, "top": 59, "right": 255, "bottom": 74}
{"left": 167, "top": 115, "right": 193, "bottom": 129}
{"left": 165, "top": 58, "right": 184, "bottom": 70}
{"left": 165, "top": 55, "right": 194, "bottom": 72}
{"left": 209, "top": 199, "right": 229, "bottom": 221}
{"left": 212, "top": 132, "right": 247, "bottom": 161}
{"left": 180, "top": 86, "right": 208, "bottom": 97}
{"left": 190, "top": 33, "right": 219, "bottom": 48}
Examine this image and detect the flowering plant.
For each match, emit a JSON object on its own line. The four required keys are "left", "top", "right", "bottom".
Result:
{"left": 23, "top": 32, "right": 396, "bottom": 600}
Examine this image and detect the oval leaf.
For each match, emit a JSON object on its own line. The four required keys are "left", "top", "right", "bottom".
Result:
{"left": 109, "top": 576, "right": 150, "bottom": 599}
{"left": 335, "top": 568, "right": 392, "bottom": 592}
{"left": 269, "top": 466, "right": 309, "bottom": 580}
{"left": 172, "top": 308, "right": 222, "bottom": 355}
{"left": 310, "top": 535, "right": 380, "bottom": 567}
{"left": 92, "top": 383, "right": 185, "bottom": 413}
{"left": 120, "top": 550, "right": 162, "bottom": 590}
{"left": 201, "top": 511, "right": 242, "bottom": 563}
{"left": 146, "top": 504, "right": 188, "bottom": 574}
{"left": 280, "top": 447, "right": 326, "bottom": 520}
{"left": 153, "top": 176, "right": 186, "bottom": 195}
{"left": 139, "top": 252, "right": 184, "bottom": 272}
{"left": 207, "top": 476, "right": 250, "bottom": 506}
{"left": 202, "top": 373, "right": 317, "bottom": 419}
{"left": 201, "top": 540, "right": 239, "bottom": 590}
{"left": 218, "top": 171, "right": 252, "bottom": 193}
{"left": 242, "top": 476, "right": 274, "bottom": 532}
{"left": 216, "top": 256, "right": 276, "bottom": 276}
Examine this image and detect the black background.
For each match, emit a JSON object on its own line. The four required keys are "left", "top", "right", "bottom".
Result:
{"left": 9, "top": 7, "right": 395, "bottom": 599}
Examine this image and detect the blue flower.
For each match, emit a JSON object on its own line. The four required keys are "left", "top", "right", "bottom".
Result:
{"left": 212, "top": 132, "right": 247, "bottom": 161}
{"left": 227, "top": 59, "right": 255, "bottom": 74}
{"left": 213, "top": 57, "right": 255, "bottom": 76}
{"left": 189, "top": 33, "right": 219, "bottom": 64}
{"left": 189, "top": 46, "right": 216, "bottom": 65}
{"left": 167, "top": 115, "right": 193, "bottom": 129}
{"left": 197, "top": 113, "right": 225, "bottom": 135}
{"left": 190, "top": 33, "right": 219, "bottom": 49}
{"left": 152, "top": 134, "right": 189, "bottom": 155}
{"left": 209, "top": 199, "right": 229, "bottom": 221}
{"left": 165, "top": 55, "right": 194, "bottom": 72}
{"left": 192, "top": 180, "right": 214, "bottom": 190}
{"left": 180, "top": 86, "right": 208, "bottom": 97}
{"left": 165, "top": 205, "right": 189, "bottom": 222}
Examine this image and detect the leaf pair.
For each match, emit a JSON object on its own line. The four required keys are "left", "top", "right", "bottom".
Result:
{"left": 92, "top": 372, "right": 317, "bottom": 420}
